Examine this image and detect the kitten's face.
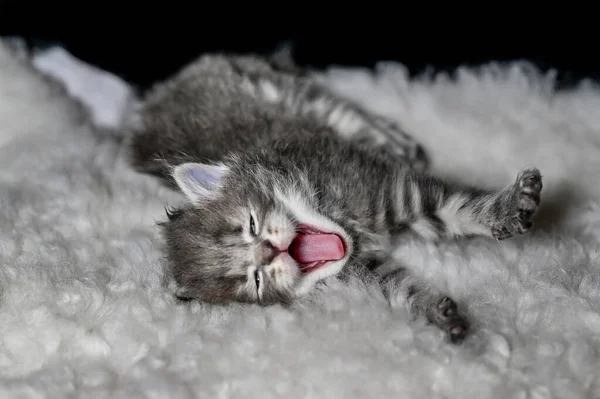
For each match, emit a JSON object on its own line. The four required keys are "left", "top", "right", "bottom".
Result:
{"left": 163, "top": 161, "right": 353, "bottom": 306}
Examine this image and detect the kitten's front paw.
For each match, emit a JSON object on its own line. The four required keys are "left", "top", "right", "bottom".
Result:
{"left": 427, "top": 297, "right": 470, "bottom": 344}
{"left": 493, "top": 167, "right": 543, "bottom": 241}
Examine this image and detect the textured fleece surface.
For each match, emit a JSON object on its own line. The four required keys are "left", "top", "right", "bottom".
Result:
{"left": 1, "top": 39, "right": 600, "bottom": 398}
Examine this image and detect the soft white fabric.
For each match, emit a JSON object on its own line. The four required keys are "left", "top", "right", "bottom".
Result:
{"left": 32, "top": 46, "right": 134, "bottom": 131}
{"left": 1, "top": 39, "right": 599, "bottom": 398}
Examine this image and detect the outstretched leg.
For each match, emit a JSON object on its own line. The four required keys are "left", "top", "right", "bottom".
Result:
{"left": 257, "top": 77, "right": 428, "bottom": 171}
{"left": 231, "top": 53, "right": 429, "bottom": 171}
{"left": 380, "top": 267, "right": 470, "bottom": 343}
{"left": 392, "top": 167, "right": 543, "bottom": 241}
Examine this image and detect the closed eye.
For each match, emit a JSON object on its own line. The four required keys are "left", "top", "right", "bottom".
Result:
{"left": 254, "top": 269, "right": 262, "bottom": 294}
{"left": 250, "top": 215, "right": 257, "bottom": 236}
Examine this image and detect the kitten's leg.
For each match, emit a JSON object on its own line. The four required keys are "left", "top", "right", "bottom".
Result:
{"left": 248, "top": 74, "right": 429, "bottom": 171}
{"left": 394, "top": 167, "right": 543, "bottom": 241}
{"left": 380, "top": 267, "right": 470, "bottom": 343}
{"left": 296, "top": 84, "right": 429, "bottom": 171}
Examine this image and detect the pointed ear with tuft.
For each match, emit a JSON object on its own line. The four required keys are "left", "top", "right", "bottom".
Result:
{"left": 172, "top": 162, "right": 230, "bottom": 204}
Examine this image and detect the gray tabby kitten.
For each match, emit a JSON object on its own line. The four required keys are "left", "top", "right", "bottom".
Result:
{"left": 125, "top": 49, "right": 543, "bottom": 343}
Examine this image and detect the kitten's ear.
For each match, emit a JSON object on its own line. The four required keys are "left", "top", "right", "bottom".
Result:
{"left": 172, "top": 162, "right": 229, "bottom": 203}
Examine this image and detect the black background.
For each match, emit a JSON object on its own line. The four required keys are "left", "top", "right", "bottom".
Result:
{"left": 1, "top": 3, "right": 598, "bottom": 92}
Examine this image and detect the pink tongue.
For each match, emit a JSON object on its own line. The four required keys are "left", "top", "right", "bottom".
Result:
{"left": 290, "top": 234, "right": 345, "bottom": 263}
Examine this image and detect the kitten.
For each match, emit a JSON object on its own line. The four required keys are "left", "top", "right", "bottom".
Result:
{"left": 124, "top": 49, "right": 543, "bottom": 343}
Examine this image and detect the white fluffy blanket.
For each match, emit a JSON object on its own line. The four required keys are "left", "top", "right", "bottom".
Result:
{"left": 1, "top": 39, "right": 600, "bottom": 398}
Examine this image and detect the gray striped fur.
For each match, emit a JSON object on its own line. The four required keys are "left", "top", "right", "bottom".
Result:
{"left": 125, "top": 51, "right": 543, "bottom": 343}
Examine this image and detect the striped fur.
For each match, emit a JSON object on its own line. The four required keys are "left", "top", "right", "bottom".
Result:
{"left": 388, "top": 167, "right": 542, "bottom": 242}
{"left": 125, "top": 51, "right": 543, "bottom": 344}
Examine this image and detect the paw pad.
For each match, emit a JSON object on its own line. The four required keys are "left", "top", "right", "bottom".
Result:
{"left": 433, "top": 297, "right": 470, "bottom": 343}
{"left": 438, "top": 297, "right": 457, "bottom": 316}
{"left": 495, "top": 167, "right": 543, "bottom": 240}
{"left": 449, "top": 321, "right": 469, "bottom": 343}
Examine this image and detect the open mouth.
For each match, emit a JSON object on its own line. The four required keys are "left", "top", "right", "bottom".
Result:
{"left": 288, "top": 224, "right": 347, "bottom": 274}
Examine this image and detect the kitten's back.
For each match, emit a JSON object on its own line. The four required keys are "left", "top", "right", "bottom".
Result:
{"left": 124, "top": 53, "right": 323, "bottom": 185}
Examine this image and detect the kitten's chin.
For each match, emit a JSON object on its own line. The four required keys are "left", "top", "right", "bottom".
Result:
{"left": 293, "top": 258, "right": 349, "bottom": 298}
{"left": 299, "top": 260, "right": 338, "bottom": 275}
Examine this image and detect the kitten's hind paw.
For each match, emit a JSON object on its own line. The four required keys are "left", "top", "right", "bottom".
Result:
{"left": 427, "top": 296, "right": 470, "bottom": 344}
{"left": 492, "top": 167, "right": 543, "bottom": 241}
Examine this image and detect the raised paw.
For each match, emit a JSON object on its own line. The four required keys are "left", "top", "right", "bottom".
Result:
{"left": 493, "top": 167, "right": 543, "bottom": 241}
{"left": 516, "top": 167, "right": 542, "bottom": 214}
{"left": 427, "top": 297, "right": 470, "bottom": 344}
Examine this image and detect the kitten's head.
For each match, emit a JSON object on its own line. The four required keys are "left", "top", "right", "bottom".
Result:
{"left": 162, "top": 159, "right": 353, "bottom": 306}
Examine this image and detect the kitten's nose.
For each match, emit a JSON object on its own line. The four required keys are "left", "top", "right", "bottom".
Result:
{"left": 258, "top": 241, "right": 278, "bottom": 265}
